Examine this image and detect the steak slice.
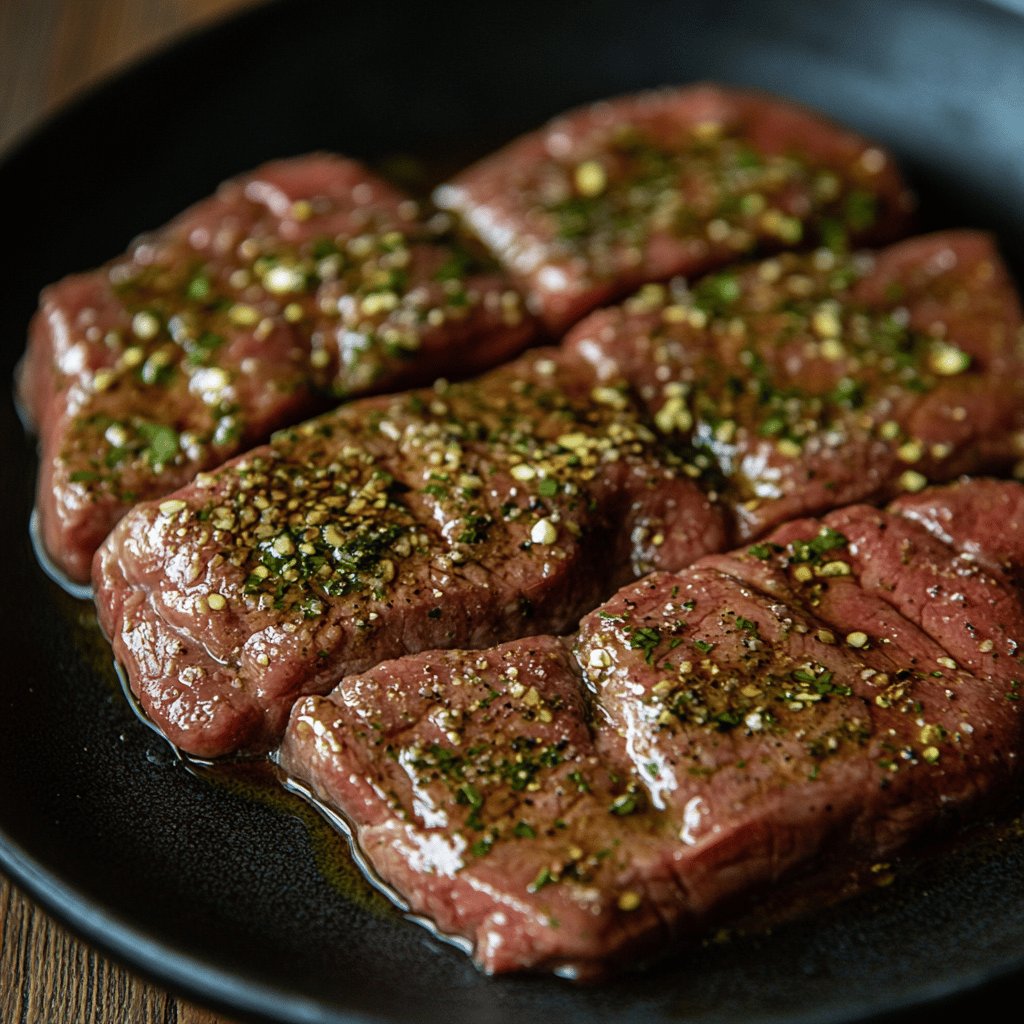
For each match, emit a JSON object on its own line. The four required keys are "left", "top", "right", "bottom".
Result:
{"left": 94, "top": 349, "right": 727, "bottom": 758}
{"left": 94, "top": 232, "right": 1024, "bottom": 759}
{"left": 565, "top": 231, "right": 1024, "bottom": 537}
{"left": 279, "top": 480, "right": 1024, "bottom": 978}
{"left": 19, "top": 154, "right": 536, "bottom": 583}
{"left": 435, "top": 84, "right": 913, "bottom": 333}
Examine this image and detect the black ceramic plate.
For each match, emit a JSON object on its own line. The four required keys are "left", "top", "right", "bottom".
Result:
{"left": 4, "top": 1, "right": 1024, "bottom": 1022}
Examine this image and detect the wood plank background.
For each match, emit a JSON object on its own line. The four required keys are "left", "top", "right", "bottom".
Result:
{"left": 1, "top": 5, "right": 264, "bottom": 1020}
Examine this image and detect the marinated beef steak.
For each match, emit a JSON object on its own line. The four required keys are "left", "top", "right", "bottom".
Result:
{"left": 435, "top": 85, "right": 913, "bottom": 333}
{"left": 566, "top": 231, "right": 1024, "bottom": 536}
{"left": 279, "top": 480, "right": 1024, "bottom": 978}
{"left": 94, "top": 349, "right": 727, "bottom": 758}
{"left": 19, "top": 154, "right": 536, "bottom": 583}
{"left": 94, "top": 233, "right": 1024, "bottom": 759}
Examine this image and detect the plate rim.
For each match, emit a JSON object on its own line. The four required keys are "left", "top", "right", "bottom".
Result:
{"left": 4, "top": 2, "right": 1024, "bottom": 1021}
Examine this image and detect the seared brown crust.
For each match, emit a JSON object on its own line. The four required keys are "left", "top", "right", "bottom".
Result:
{"left": 20, "top": 154, "right": 536, "bottom": 583}
{"left": 436, "top": 84, "right": 913, "bottom": 332}
{"left": 280, "top": 480, "right": 1024, "bottom": 977}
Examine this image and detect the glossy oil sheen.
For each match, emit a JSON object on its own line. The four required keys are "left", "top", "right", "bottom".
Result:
{"left": 2, "top": 1, "right": 1024, "bottom": 1022}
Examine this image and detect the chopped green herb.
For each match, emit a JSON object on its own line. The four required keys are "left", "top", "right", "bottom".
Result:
{"left": 186, "top": 272, "right": 212, "bottom": 301}
{"left": 457, "top": 512, "right": 493, "bottom": 544}
{"left": 470, "top": 836, "right": 494, "bottom": 858}
{"left": 136, "top": 422, "right": 179, "bottom": 467}
{"left": 457, "top": 782, "right": 483, "bottom": 809}
{"left": 610, "top": 792, "right": 640, "bottom": 816}
{"left": 528, "top": 867, "right": 554, "bottom": 892}
{"left": 844, "top": 189, "right": 877, "bottom": 232}
{"left": 627, "top": 626, "right": 663, "bottom": 664}
{"left": 789, "top": 527, "right": 849, "bottom": 564}
{"left": 693, "top": 272, "right": 741, "bottom": 315}
{"left": 568, "top": 770, "right": 590, "bottom": 793}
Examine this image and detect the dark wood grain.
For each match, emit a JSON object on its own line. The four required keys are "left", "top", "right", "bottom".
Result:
{"left": 0, "top": 0, "right": 261, "bottom": 153}
{"left": 1, "top": 6, "right": 262, "bottom": 1019}
{"left": 0, "top": 877, "right": 230, "bottom": 1023}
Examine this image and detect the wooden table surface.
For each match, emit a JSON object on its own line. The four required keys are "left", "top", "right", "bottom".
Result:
{"left": 1, "top": 7, "right": 266, "bottom": 1021}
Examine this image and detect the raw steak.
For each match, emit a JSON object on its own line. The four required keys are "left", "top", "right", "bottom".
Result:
{"left": 435, "top": 84, "right": 913, "bottom": 332}
{"left": 19, "top": 154, "right": 536, "bottom": 583}
{"left": 280, "top": 479, "right": 1024, "bottom": 977}
{"left": 565, "top": 230, "right": 1024, "bottom": 537}
{"left": 94, "top": 349, "right": 726, "bottom": 757}
{"left": 94, "top": 234, "right": 1024, "bottom": 759}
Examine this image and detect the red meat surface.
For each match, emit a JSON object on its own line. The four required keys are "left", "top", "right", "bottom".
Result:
{"left": 93, "top": 234, "right": 1024, "bottom": 760}
{"left": 20, "top": 154, "right": 536, "bottom": 583}
{"left": 280, "top": 480, "right": 1024, "bottom": 977}
{"left": 436, "top": 84, "right": 913, "bottom": 332}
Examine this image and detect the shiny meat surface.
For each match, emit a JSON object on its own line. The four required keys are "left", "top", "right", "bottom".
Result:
{"left": 20, "top": 154, "right": 536, "bottom": 582}
{"left": 94, "top": 348, "right": 726, "bottom": 757}
{"left": 436, "top": 84, "right": 913, "bottom": 332}
{"left": 280, "top": 480, "right": 1024, "bottom": 977}
{"left": 565, "top": 231, "right": 1024, "bottom": 536}
{"left": 94, "top": 234, "right": 1024, "bottom": 759}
